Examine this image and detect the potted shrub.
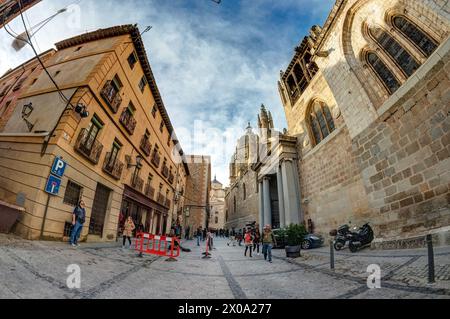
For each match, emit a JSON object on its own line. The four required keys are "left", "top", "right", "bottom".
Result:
{"left": 285, "top": 223, "right": 307, "bottom": 258}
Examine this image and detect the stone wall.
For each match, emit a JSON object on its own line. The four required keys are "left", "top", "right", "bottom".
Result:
{"left": 224, "top": 169, "right": 259, "bottom": 230}
{"left": 300, "top": 127, "right": 371, "bottom": 236}
{"left": 352, "top": 48, "right": 450, "bottom": 242}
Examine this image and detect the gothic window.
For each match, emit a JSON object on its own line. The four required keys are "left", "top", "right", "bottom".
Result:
{"left": 309, "top": 101, "right": 335, "bottom": 146}
{"left": 369, "top": 27, "right": 420, "bottom": 77}
{"left": 393, "top": 16, "right": 438, "bottom": 58}
{"left": 366, "top": 52, "right": 401, "bottom": 94}
{"left": 243, "top": 183, "right": 246, "bottom": 200}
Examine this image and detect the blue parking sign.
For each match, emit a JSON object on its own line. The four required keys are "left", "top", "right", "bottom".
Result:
{"left": 51, "top": 157, "right": 67, "bottom": 178}
{"left": 45, "top": 175, "right": 62, "bottom": 195}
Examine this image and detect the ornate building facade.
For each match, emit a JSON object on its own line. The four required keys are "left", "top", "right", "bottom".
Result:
{"left": 208, "top": 176, "right": 226, "bottom": 231}
{"left": 277, "top": 0, "right": 450, "bottom": 247}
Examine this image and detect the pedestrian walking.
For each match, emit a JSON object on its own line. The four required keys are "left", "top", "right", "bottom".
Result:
{"left": 262, "top": 225, "right": 277, "bottom": 263}
{"left": 202, "top": 228, "right": 207, "bottom": 241}
{"left": 69, "top": 200, "right": 86, "bottom": 247}
{"left": 196, "top": 227, "right": 202, "bottom": 246}
{"left": 244, "top": 230, "right": 253, "bottom": 257}
{"left": 253, "top": 228, "right": 261, "bottom": 256}
{"left": 122, "top": 216, "right": 135, "bottom": 249}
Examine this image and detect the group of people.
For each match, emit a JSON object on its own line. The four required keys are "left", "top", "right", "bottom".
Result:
{"left": 226, "top": 224, "right": 277, "bottom": 263}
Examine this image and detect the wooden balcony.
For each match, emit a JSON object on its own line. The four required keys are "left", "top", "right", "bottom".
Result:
{"left": 119, "top": 109, "right": 137, "bottom": 135}
{"left": 140, "top": 136, "right": 152, "bottom": 157}
{"left": 131, "top": 175, "right": 144, "bottom": 193}
{"left": 102, "top": 152, "right": 124, "bottom": 180}
{"left": 74, "top": 128, "right": 103, "bottom": 164}
{"left": 100, "top": 81, "right": 122, "bottom": 113}
{"left": 144, "top": 183, "right": 155, "bottom": 200}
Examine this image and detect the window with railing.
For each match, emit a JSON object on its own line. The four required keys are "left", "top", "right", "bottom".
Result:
{"left": 128, "top": 51, "right": 138, "bottom": 69}
{"left": 151, "top": 146, "right": 161, "bottom": 167}
{"left": 140, "top": 130, "right": 152, "bottom": 156}
{"left": 120, "top": 103, "right": 137, "bottom": 135}
{"left": 75, "top": 116, "right": 104, "bottom": 164}
{"left": 100, "top": 75, "right": 123, "bottom": 113}
{"left": 103, "top": 140, "right": 124, "bottom": 180}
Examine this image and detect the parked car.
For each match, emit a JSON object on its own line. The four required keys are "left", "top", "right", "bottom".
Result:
{"left": 273, "top": 229, "right": 324, "bottom": 250}
{"left": 301, "top": 234, "right": 324, "bottom": 250}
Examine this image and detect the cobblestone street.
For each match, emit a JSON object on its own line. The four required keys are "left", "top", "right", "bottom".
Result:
{"left": 0, "top": 234, "right": 449, "bottom": 299}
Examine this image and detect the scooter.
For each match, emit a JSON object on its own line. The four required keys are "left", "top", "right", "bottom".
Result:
{"left": 347, "top": 223, "right": 374, "bottom": 253}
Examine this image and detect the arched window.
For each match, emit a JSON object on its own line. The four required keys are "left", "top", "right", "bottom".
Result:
{"left": 233, "top": 196, "right": 236, "bottom": 213}
{"left": 243, "top": 183, "right": 246, "bottom": 200}
{"left": 393, "top": 16, "right": 438, "bottom": 57}
{"left": 366, "top": 52, "right": 401, "bottom": 94}
{"left": 309, "top": 101, "right": 335, "bottom": 146}
{"left": 369, "top": 27, "right": 420, "bottom": 77}
{"left": 215, "top": 217, "right": 219, "bottom": 224}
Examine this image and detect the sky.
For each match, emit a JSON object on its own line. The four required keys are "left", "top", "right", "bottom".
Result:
{"left": 0, "top": 0, "right": 335, "bottom": 186}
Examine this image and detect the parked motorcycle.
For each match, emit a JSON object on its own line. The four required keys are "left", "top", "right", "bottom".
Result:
{"left": 347, "top": 223, "right": 374, "bottom": 253}
{"left": 331, "top": 224, "right": 351, "bottom": 251}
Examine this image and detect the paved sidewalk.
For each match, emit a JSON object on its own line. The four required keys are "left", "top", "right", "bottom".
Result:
{"left": 0, "top": 234, "right": 449, "bottom": 299}
{"left": 276, "top": 244, "right": 450, "bottom": 290}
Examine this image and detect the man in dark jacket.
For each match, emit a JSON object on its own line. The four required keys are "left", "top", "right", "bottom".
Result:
{"left": 70, "top": 200, "right": 86, "bottom": 247}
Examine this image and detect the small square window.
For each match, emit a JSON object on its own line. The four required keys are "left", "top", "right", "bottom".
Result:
{"left": 151, "top": 105, "right": 157, "bottom": 118}
{"left": 63, "top": 181, "right": 83, "bottom": 206}
{"left": 128, "top": 52, "right": 138, "bottom": 69}
{"left": 138, "top": 76, "right": 147, "bottom": 93}
{"left": 75, "top": 46, "right": 82, "bottom": 52}
{"left": 160, "top": 121, "right": 164, "bottom": 133}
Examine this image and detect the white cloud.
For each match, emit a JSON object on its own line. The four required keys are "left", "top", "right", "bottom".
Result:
{"left": 0, "top": 0, "right": 334, "bottom": 186}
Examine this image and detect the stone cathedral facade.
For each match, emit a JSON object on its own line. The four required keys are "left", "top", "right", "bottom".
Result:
{"left": 227, "top": 0, "right": 450, "bottom": 248}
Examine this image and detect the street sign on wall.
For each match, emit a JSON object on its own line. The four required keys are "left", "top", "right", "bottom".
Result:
{"left": 44, "top": 157, "right": 68, "bottom": 196}
{"left": 45, "top": 175, "right": 62, "bottom": 195}
{"left": 51, "top": 157, "right": 67, "bottom": 178}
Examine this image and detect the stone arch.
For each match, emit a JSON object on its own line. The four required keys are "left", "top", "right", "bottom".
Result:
{"left": 341, "top": 0, "right": 450, "bottom": 108}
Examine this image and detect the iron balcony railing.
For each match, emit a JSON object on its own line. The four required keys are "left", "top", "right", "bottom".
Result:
{"left": 102, "top": 152, "right": 124, "bottom": 180}
{"left": 144, "top": 183, "right": 155, "bottom": 200}
{"left": 168, "top": 172, "right": 175, "bottom": 184}
{"left": 162, "top": 165, "right": 169, "bottom": 178}
{"left": 100, "top": 80, "right": 122, "bottom": 113}
{"left": 119, "top": 109, "right": 137, "bottom": 135}
{"left": 140, "top": 136, "right": 152, "bottom": 157}
{"left": 151, "top": 152, "right": 160, "bottom": 168}
{"left": 131, "top": 175, "right": 144, "bottom": 193}
{"left": 75, "top": 128, "right": 103, "bottom": 164}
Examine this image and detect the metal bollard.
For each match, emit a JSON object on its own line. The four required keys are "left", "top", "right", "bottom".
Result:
{"left": 426, "top": 234, "right": 435, "bottom": 283}
{"left": 330, "top": 240, "right": 335, "bottom": 270}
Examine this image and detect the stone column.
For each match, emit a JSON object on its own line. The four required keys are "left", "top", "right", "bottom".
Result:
{"left": 258, "top": 181, "right": 264, "bottom": 233}
{"left": 277, "top": 165, "right": 286, "bottom": 228}
{"left": 282, "top": 159, "right": 300, "bottom": 225}
{"left": 263, "top": 177, "right": 272, "bottom": 228}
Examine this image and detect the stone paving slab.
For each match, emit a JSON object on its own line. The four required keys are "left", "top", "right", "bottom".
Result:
{"left": 1, "top": 234, "right": 449, "bottom": 299}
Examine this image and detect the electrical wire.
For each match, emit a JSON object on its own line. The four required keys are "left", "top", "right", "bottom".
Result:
{"left": 15, "top": 0, "right": 73, "bottom": 107}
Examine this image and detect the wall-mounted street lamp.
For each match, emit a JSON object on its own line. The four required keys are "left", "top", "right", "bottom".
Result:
{"left": 74, "top": 103, "right": 89, "bottom": 118}
{"left": 127, "top": 155, "right": 144, "bottom": 169}
{"left": 22, "top": 102, "right": 34, "bottom": 132}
